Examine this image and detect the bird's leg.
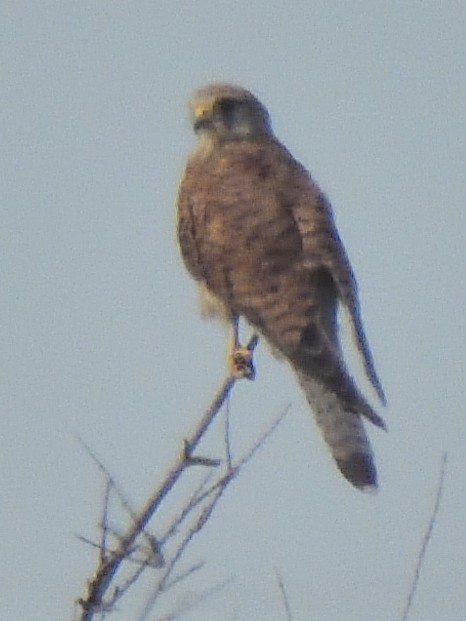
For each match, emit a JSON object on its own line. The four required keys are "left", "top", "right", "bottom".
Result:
{"left": 228, "top": 317, "right": 258, "bottom": 380}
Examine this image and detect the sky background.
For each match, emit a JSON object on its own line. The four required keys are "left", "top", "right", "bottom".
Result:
{"left": 2, "top": 2, "right": 466, "bottom": 620}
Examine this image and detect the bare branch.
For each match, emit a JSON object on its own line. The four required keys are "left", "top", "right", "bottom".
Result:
{"left": 224, "top": 393, "right": 233, "bottom": 471}
{"left": 138, "top": 488, "right": 225, "bottom": 621}
{"left": 140, "top": 405, "right": 290, "bottom": 620}
{"left": 75, "top": 535, "right": 106, "bottom": 554}
{"left": 76, "top": 338, "right": 258, "bottom": 621}
{"left": 153, "top": 578, "right": 233, "bottom": 621}
{"left": 275, "top": 569, "right": 293, "bottom": 621}
{"left": 183, "top": 438, "right": 222, "bottom": 467}
{"left": 235, "top": 403, "right": 291, "bottom": 471}
{"left": 159, "top": 470, "right": 214, "bottom": 546}
{"left": 75, "top": 335, "right": 285, "bottom": 620}
{"left": 106, "top": 562, "right": 146, "bottom": 611}
{"left": 163, "top": 561, "right": 205, "bottom": 590}
{"left": 400, "top": 452, "right": 448, "bottom": 621}
{"left": 77, "top": 437, "right": 138, "bottom": 524}
{"left": 77, "top": 439, "right": 164, "bottom": 573}
{"left": 100, "top": 478, "right": 112, "bottom": 563}
{"left": 163, "top": 402, "right": 290, "bottom": 547}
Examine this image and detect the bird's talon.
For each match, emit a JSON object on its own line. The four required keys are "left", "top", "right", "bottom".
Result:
{"left": 229, "top": 347, "right": 256, "bottom": 380}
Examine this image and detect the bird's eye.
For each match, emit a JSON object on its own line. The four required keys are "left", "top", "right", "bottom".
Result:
{"left": 216, "top": 98, "right": 238, "bottom": 126}
{"left": 217, "top": 98, "right": 236, "bottom": 115}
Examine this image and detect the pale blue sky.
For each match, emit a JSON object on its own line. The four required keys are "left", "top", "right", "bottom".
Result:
{"left": 2, "top": 2, "right": 465, "bottom": 620}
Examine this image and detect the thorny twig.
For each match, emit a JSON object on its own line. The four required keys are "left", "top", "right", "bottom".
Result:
{"left": 76, "top": 335, "right": 288, "bottom": 620}
{"left": 139, "top": 404, "right": 290, "bottom": 620}
{"left": 77, "top": 439, "right": 164, "bottom": 567}
{"left": 77, "top": 374, "right": 237, "bottom": 620}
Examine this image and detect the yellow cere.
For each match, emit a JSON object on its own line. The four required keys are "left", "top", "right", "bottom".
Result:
{"left": 194, "top": 104, "right": 210, "bottom": 118}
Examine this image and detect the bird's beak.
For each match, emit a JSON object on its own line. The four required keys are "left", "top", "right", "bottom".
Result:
{"left": 194, "top": 104, "right": 209, "bottom": 118}
{"left": 193, "top": 104, "right": 212, "bottom": 133}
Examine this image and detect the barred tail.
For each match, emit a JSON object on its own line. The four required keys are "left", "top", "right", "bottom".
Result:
{"left": 296, "top": 370, "right": 379, "bottom": 492}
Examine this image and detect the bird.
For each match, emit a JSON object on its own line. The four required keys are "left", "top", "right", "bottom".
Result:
{"left": 176, "top": 83, "right": 386, "bottom": 491}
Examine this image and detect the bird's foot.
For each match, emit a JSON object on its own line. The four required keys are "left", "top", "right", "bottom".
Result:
{"left": 229, "top": 347, "right": 255, "bottom": 380}
{"left": 228, "top": 334, "right": 258, "bottom": 380}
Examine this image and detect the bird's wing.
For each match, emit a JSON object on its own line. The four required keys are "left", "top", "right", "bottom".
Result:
{"left": 289, "top": 167, "right": 386, "bottom": 405}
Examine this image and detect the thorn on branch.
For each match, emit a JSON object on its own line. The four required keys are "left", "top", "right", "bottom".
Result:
{"left": 183, "top": 439, "right": 221, "bottom": 467}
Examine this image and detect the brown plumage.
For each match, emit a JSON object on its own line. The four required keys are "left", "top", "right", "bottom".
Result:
{"left": 177, "top": 83, "right": 386, "bottom": 491}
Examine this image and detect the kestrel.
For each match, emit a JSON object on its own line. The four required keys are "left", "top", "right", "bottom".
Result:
{"left": 176, "top": 83, "right": 386, "bottom": 491}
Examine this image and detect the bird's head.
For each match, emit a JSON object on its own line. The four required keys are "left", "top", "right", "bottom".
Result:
{"left": 189, "top": 83, "right": 272, "bottom": 141}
